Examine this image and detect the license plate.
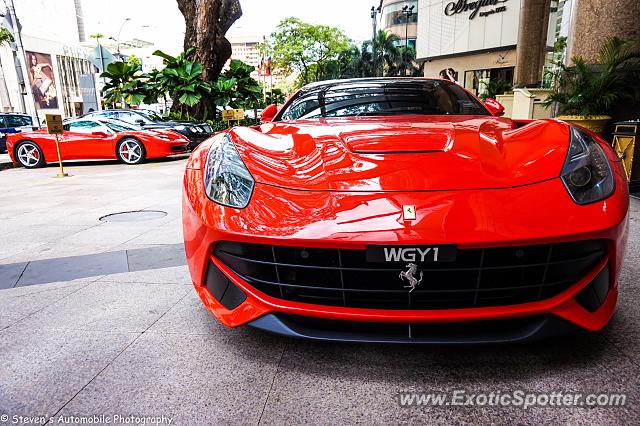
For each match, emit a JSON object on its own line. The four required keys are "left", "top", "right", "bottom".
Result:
{"left": 366, "top": 244, "right": 457, "bottom": 263}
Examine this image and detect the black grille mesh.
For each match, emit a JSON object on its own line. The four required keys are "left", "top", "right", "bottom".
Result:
{"left": 214, "top": 240, "right": 607, "bottom": 310}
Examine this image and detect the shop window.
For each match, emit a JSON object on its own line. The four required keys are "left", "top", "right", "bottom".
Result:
{"left": 464, "top": 67, "right": 514, "bottom": 97}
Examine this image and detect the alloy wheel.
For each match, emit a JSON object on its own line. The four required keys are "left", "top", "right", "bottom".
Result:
{"left": 119, "top": 140, "right": 143, "bottom": 164}
{"left": 17, "top": 143, "right": 41, "bottom": 167}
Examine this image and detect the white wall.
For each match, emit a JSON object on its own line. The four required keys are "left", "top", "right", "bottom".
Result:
{"left": 417, "top": 0, "right": 522, "bottom": 60}
{"left": 13, "top": 0, "right": 80, "bottom": 44}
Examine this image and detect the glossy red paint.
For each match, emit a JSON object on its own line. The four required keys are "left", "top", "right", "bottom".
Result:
{"left": 7, "top": 127, "right": 189, "bottom": 164}
{"left": 182, "top": 84, "right": 629, "bottom": 337}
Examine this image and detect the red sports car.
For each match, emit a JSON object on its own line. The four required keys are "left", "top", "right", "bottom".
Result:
{"left": 182, "top": 78, "right": 629, "bottom": 343}
{"left": 7, "top": 117, "right": 190, "bottom": 168}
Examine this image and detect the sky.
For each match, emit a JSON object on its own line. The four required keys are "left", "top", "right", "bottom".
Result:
{"left": 81, "top": 0, "right": 376, "bottom": 55}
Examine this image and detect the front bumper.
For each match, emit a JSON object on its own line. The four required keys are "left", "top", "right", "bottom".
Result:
{"left": 183, "top": 167, "right": 629, "bottom": 341}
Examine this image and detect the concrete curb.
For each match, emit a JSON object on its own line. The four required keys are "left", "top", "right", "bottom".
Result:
{"left": 0, "top": 160, "right": 16, "bottom": 171}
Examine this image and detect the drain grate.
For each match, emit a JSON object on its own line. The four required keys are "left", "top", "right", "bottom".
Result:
{"left": 99, "top": 210, "right": 167, "bottom": 222}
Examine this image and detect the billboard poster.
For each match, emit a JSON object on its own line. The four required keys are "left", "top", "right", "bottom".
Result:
{"left": 26, "top": 51, "right": 59, "bottom": 109}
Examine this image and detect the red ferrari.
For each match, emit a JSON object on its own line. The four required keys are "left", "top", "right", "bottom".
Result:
{"left": 183, "top": 78, "right": 629, "bottom": 343}
{"left": 7, "top": 117, "right": 190, "bottom": 168}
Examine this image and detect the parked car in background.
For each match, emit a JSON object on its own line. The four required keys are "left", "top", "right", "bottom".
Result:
{"left": 0, "top": 113, "right": 37, "bottom": 153}
{"left": 81, "top": 109, "right": 212, "bottom": 150}
{"left": 7, "top": 118, "right": 189, "bottom": 168}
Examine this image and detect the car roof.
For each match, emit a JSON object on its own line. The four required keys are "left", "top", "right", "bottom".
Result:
{"left": 0, "top": 112, "right": 30, "bottom": 116}
{"left": 82, "top": 109, "right": 146, "bottom": 117}
{"left": 299, "top": 77, "right": 448, "bottom": 91}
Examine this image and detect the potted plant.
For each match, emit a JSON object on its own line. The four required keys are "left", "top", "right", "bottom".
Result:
{"left": 479, "top": 79, "right": 512, "bottom": 101}
{"left": 544, "top": 37, "right": 640, "bottom": 136}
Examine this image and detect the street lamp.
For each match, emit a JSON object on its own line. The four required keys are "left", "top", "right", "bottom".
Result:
{"left": 114, "top": 17, "right": 131, "bottom": 60}
{"left": 402, "top": 4, "right": 415, "bottom": 76}
{"left": 370, "top": 5, "right": 381, "bottom": 77}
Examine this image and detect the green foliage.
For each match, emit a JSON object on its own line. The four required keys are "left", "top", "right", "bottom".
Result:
{"left": 219, "top": 59, "right": 262, "bottom": 109}
{"left": 544, "top": 37, "right": 640, "bottom": 116}
{"left": 479, "top": 80, "right": 513, "bottom": 101}
{"left": 151, "top": 49, "right": 211, "bottom": 115}
{"left": 338, "top": 44, "right": 373, "bottom": 78}
{"left": 370, "top": 30, "right": 401, "bottom": 77}
{"left": 100, "top": 46, "right": 265, "bottom": 121}
{"left": 266, "top": 17, "right": 350, "bottom": 85}
{"left": 266, "top": 88, "right": 286, "bottom": 106}
{"left": 386, "top": 45, "right": 422, "bottom": 77}
{"left": 0, "top": 27, "right": 15, "bottom": 46}
{"left": 100, "top": 61, "right": 147, "bottom": 107}
{"left": 127, "top": 54, "right": 142, "bottom": 68}
{"left": 332, "top": 30, "right": 421, "bottom": 80}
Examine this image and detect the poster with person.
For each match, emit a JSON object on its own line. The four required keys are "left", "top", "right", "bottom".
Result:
{"left": 26, "top": 51, "right": 59, "bottom": 109}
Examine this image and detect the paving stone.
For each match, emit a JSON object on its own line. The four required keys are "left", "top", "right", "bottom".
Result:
{"left": 0, "top": 325, "right": 137, "bottom": 417}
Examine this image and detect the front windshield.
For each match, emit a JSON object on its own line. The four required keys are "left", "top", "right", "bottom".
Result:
{"left": 138, "top": 110, "right": 165, "bottom": 121}
{"left": 277, "top": 80, "right": 490, "bottom": 121}
{"left": 99, "top": 119, "right": 138, "bottom": 132}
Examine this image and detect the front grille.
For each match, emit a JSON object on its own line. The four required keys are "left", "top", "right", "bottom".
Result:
{"left": 214, "top": 240, "right": 607, "bottom": 310}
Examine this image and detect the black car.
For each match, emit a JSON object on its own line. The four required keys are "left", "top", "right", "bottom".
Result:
{"left": 0, "top": 113, "right": 37, "bottom": 153}
{"left": 81, "top": 109, "right": 212, "bottom": 150}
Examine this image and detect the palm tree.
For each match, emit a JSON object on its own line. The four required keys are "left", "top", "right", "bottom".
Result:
{"left": 339, "top": 44, "right": 373, "bottom": 78}
{"left": 0, "top": 27, "right": 15, "bottom": 111}
{"left": 387, "top": 46, "right": 422, "bottom": 77}
{"left": 371, "top": 30, "right": 401, "bottom": 77}
{"left": 544, "top": 37, "right": 640, "bottom": 116}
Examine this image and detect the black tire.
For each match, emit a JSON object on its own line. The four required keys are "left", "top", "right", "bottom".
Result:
{"left": 15, "top": 141, "right": 46, "bottom": 168}
{"left": 116, "top": 137, "right": 147, "bottom": 165}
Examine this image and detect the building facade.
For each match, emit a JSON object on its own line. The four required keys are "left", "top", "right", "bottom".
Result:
{"left": 415, "top": 0, "right": 640, "bottom": 98}
{"left": 0, "top": 0, "right": 99, "bottom": 121}
{"left": 227, "top": 35, "right": 262, "bottom": 80}
{"left": 417, "top": 0, "right": 522, "bottom": 94}
{"left": 379, "top": 0, "right": 418, "bottom": 49}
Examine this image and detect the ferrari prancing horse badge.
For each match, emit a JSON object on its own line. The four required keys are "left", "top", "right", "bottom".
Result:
{"left": 402, "top": 205, "right": 416, "bottom": 221}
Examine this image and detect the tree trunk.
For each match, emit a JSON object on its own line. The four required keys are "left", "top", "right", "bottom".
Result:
{"left": 176, "top": 0, "right": 242, "bottom": 83}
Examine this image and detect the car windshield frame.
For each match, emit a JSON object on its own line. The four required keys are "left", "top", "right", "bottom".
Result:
{"left": 274, "top": 79, "right": 490, "bottom": 121}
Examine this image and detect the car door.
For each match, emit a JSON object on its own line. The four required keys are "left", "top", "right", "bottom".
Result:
{"left": 62, "top": 120, "right": 117, "bottom": 160}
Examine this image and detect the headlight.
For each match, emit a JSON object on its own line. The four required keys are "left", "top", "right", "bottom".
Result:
{"left": 204, "top": 134, "right": 254, "bottom": 208}
{"left": 155, "top": 134, "right": 171, "bottom": 141}
{"left": 561, "top": 127, "right": 615, "bottom": 205}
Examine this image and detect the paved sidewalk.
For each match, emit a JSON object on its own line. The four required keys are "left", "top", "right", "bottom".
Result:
{"left": 1, "top": 158, "right": 639, "bottom": 425}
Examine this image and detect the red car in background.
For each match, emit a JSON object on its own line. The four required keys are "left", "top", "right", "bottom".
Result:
{"left": 7, "top": 118, "right": 190, "bottom": 168}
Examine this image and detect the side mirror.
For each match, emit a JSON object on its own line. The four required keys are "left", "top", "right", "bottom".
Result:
{"left": 484, "top": 98, "right": 505, "bottom": 116}
{"left": 91, "top": 131, "right": 109, "bottom": 138}
{"left": 260, "top": 104, "right": 278, "bottom": 122}
{"left": 135, "top": 119, "right": 145, "bottom": 125}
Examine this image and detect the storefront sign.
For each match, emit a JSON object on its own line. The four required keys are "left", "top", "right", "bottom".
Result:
{"left": 444, "top": 0, "right": 508, "bottom": 20}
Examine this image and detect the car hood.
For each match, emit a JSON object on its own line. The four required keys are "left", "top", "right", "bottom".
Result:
{"left": 227, "top": 115, "right": 571, "bottom": 192}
